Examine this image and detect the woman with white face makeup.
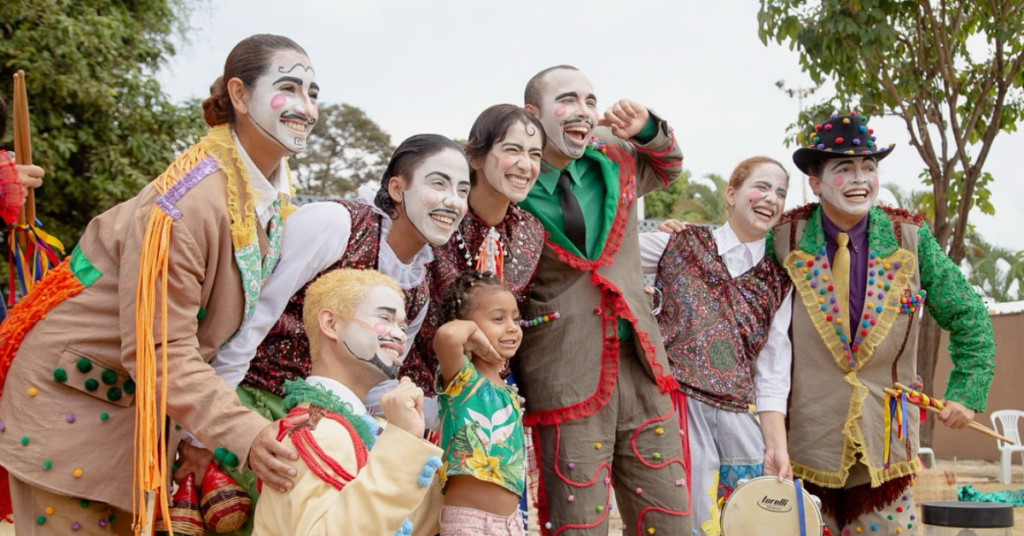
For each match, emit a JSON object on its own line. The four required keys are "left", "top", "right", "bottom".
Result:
{"left": 0, "top": 34, "right": 316, "bottom": 533}
{"left": 201, "top": 135, "right": 470, "bottom": 521}
{"left": 638, "top": 156, "right": 796, "bottom": 536}
{"left": 400, "top": 105, "right": 547, "bottom": 396}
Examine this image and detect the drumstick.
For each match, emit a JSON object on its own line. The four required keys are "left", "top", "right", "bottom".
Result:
{"left": 883, "top": 387, "right": 1014, "bottom": 444}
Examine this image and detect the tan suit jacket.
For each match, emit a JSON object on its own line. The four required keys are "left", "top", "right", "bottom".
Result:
{"left": 253, "top": 407, "right": 443, "bottom": 536}
{"left": 517, "top": 118, "right": 683, "bottom": 422}
{"left": 0, "top": 155, "right": 271, "bottom": 510}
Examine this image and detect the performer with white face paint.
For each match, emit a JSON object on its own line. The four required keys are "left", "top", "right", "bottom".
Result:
{"left": 639, "top": 156, "right": 794, "bottom": 536}
{"left": 0, "top": 34, "right": 313, "bottom": 534}
{"left": 772, "top": 112, "right": 995, "bottom": 536}
{"left": 516, "top": 65, "right": 691, "bottom": 535}
{"left": 197, "top": 134, "right": 469, "bottom": 533}
{"left": 253, "top": 268, "right": 444, "bottom": 536}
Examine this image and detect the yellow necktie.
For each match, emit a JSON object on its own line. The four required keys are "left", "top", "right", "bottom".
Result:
{"left": 834, "top": 232, "right": 851, "bottom": 331}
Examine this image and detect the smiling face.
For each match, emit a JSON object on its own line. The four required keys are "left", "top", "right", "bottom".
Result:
{"left": 341, "top": 285, "right": 408, "bottom": 382}
{"left": 532, "top": 69, "right": 597, "bottom": 161}
{"left": 727, "top": 163, "right": 789, "bottom": 242}
{"left": 399, "top": 149, "right": 471, "bottom": 245}
{"left": 811, "top": 156, "right": 879, "bottom": 227}
{"left": 247, "top": 49, "right": 319, "bottom": 154}
{"left": 466, "top": 288, "right": 522, "bottom": 360}
{"left": 476, "top": 121, "right": 544, "bottom": 203}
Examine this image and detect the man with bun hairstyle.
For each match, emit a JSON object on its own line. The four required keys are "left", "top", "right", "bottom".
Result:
{"left": 516, "top": 65, "right": 691, "bottom": 535}
{"left": 771, "top": 111, "right": 995, "bottom": 536}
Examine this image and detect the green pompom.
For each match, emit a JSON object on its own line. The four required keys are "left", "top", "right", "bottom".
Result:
{"left": 123, "top": 378, "right": 136, "bottom": 395}
{"left": 99, "top": 412, "right": 109, "bottom": 422}
{"left": 106, "top": 388, "right": 122, "bottom": 402}
{"left": 213, "top": 447, "right": 228, "bottom": 462}
{"left": 42, "top": 460, "right": 52, "bottom": 470}
{"left": 53, "top": 368, "right": 68, "bottom": 383}
{"left": 80, "top": 500, "right": 90, "bottom": 508}
{"left": 223, "top": 451, "right": 240, "bottom": 468}
{"left": 36, "top": 516, "right": 45, "bottom": 525}
{"left": 20, "top": 436, "right": 29, "bottom": 446}
{"left": 84, "top": 379, "right": 99, "bottom": 391}
{"left": 101, "top": 370, "right": 118, "bottom": 385}
{"left": 76, "top": 358, "right": 93, "bottom": 373}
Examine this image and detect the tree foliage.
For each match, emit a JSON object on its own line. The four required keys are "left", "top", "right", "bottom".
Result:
{"left": 645, "top": 170, "right": 729, "bottom": 225}
{"left": 0, "top": 0, "right": 206, "bottom": 249}
{"left": 759, "top": 0, "right": 1024, "bottom": 446}
{"left": 290, "top": 103, "right": 393, "bottom": 197}
{"left": 964, "top": 231, "right": 1023, "bottom": 303}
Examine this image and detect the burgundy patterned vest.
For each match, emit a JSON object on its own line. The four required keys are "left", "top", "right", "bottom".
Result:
{"left": 654, "top": 226, "right": 792, "bottom": 411}
{"left": 400, "top": 205, "right": 545, "bottom": 395}
{"left": 242, "top": 201, "right": 429, "bottom": 397}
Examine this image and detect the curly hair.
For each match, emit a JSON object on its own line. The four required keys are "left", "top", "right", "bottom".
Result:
{"left": 439, "top": 270, "right": 507, "bottom": 324}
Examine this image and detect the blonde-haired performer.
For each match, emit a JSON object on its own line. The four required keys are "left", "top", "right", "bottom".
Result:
{"left": 253, "top": 268, "right": 443, "bottom": 536}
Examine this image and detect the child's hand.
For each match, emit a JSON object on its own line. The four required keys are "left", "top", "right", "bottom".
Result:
{"left": 381, "top": 377, "right": 426, "bottom": 436}
{"left": 465, "top": 326, "right": 503, "bottom": 366}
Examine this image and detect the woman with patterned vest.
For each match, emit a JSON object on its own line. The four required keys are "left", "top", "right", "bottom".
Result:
{"left": 179, "top": 134, "right": 469, "bottom": 534}
{"left": 401, "top": 104, "right": 546, "bottom": 396}
{"left": 0, "top": 34, "right": 316, "bottom": 534}
{"left": 639, "top": 156, "right": 795, "bottom": 536}
{"left": 771, "top": 111, "right": 995, "bottom": 536}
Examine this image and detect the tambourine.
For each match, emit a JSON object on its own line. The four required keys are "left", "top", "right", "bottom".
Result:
{"left": 720, "top": 476, "right": 824, "bottom": 536}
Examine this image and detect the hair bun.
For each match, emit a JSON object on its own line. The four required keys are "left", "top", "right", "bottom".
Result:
{"left": 202, "top": 76, "right": 233, "bottom": 127}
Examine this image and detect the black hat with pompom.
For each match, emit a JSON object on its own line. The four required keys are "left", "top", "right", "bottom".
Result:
{"left": 793, "top": 110, "right": 895, "bottom": 174}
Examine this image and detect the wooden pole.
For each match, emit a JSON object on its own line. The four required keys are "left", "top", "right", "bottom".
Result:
{"left": 12, "top": 71, "right": 35, "bottom": 226}
{"left": 883, "top": 386, "right": 1014, "bottom": 445}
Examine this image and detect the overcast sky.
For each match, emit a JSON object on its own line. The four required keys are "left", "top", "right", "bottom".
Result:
{"left": 158, "top": 0, "right": 1024, "bottom": 251}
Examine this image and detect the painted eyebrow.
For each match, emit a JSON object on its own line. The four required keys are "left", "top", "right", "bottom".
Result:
{"left": 554, "top": 91, "right": 578, "bottom": 101}
{"left": 309, "top": 82, "right": 320, "bottom": 92}
{"left": 586, "top": 93, "right": 597, "bottom": 102}
{"left": 272, "top": 75, "right": 307, "bottom": 86}
{"left": 830, "top": 159, "right": 855, "bottom": 170}
{"left": 376, "top": 306, "right": 398, "bottom": 315}
{"left": 501, "top": 142, "right": 524, "bottom": 150}
{"left": 425, "top": 171, "right": 452, "bottom": 184}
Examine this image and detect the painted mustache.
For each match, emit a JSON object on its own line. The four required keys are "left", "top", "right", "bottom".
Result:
{"left": 559, "top": 118, "right": 593, "bottom": 128}
{"left": 281, "top": 111, "right": 316, "bottom": 125}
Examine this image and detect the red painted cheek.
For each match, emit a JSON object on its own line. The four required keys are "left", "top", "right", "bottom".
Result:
{"left": 747, "top": 191, "right": 763, "bottom": 203}
{"left": 373, "top": 323, "right": 387, "bottom": 335}
{"left": 530, "top": 163, "right": 540, "bottom": 179}
{"left": 870, "top": 175, "right": 879, "bottom": 187}
{"left": 499, "top": 157, "right": 516, "bottom": 171}
{"left": 270, "top": 93, "right": 287, "bottom": 110}
{"left": 424, "top": 192, "right": 440, "bottom": 206}
{"left": 554, "top": 106, "right": 567, "bottom": 118}
{"left": 832, "top": 176, "right": 846, "bottom": 188}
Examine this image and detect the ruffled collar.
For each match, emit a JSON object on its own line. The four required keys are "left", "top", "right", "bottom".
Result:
{"left": 356, "top": 184, "right": 433, "bottom": 289}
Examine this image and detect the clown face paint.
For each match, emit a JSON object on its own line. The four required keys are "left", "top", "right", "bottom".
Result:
{"left": 535, "top": 69, "right": 597, "bottom": 160}
{"left": 727, "top": 163, "right": 789, "bottom": 243}
{"left": 401, "top": 149, "right": 470, "bottom": 245}
{"left": 247, "top": 49, "right": 319, "bottom": 154}
{"left": 813, "top": 156, "right": 879, "bottom": 225}
{"left": 341, "top": 285, "right": 408, "bottom": 381}
{"left": 478, "top": 121, "right": 544, "bottom": 203}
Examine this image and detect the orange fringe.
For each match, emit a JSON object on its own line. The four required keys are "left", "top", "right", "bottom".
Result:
{"left": 0, "top": 258, "right": 83, "bottom": 521}
{"left": 132, "top": 205, "right": 173, "bottom": 535}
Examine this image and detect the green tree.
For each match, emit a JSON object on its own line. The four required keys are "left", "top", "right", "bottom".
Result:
{"left": 291, "top": 103, "right": 393, "bottom": 197}
{"left": 645, "top": 170, "right": 728, "bottom": 224}
{"left": 964, "top": 232, "right": 1023, "bottom": 303}
{"left": 758, "top": 0, "right": 1024, "bottom": 446}
{"left": 882, "top": 182, "right": 934, "bottom": 222}
{"left": 1, "top": 0, "right": 206, "bottom": 250}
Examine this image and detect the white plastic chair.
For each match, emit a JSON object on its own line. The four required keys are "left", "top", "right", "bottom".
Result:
{"left": 990, "top": 409, "right": 1024, "bottom": 484}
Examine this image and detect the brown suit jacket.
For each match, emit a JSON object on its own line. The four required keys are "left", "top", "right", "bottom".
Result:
{"left": 517, "top": 117, "right": 683, "bottom": 425}
{"left": 0, "top": 148, "right": 272, "bottom": 510}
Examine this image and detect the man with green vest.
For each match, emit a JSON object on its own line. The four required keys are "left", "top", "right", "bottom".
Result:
{"left": 771, "top": 111, "right": 995, "bottom": 536}
{"left": 516, "top": 65, "right": 690, "bottom": 536}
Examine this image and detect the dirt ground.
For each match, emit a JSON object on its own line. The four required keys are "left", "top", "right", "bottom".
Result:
{"left": 525, "top": 458, "right": 1024, "bottom": 535}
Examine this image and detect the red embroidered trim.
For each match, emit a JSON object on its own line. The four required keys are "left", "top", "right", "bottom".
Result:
{"left": 636, "top": 506, "right": 690, "bottom": 536}
{"left": 523, "top": 146, "right": 676, "bottom": 426}
{"left": 878, "top": 205, "right": 926, "bottom": 226}
{"left": 634, "top": 135, "right": 682, "bottom": 187}
{"left": 548, "top": 423, "right": 614, "bottom": 536}
{"left": 280, "top": 407, "right": 368, "bottom": 490}
{"left": 776, "top": 203, "right": 819, "bottom": 226}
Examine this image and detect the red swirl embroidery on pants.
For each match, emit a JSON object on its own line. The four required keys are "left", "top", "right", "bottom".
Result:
{"left": 547, "top": 423, "right": 613, "bottom": 536}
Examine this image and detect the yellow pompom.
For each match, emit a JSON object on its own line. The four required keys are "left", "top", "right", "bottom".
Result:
{"left": 27, "top": 387, "right": 37, "bottom": 397}
{"left": 73, "top": 469, "right": 83, "bottom": 478}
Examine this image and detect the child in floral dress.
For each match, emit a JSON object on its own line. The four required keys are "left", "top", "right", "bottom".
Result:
{"left": 434, "top": 270, "right": 526, "bottom": 536}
